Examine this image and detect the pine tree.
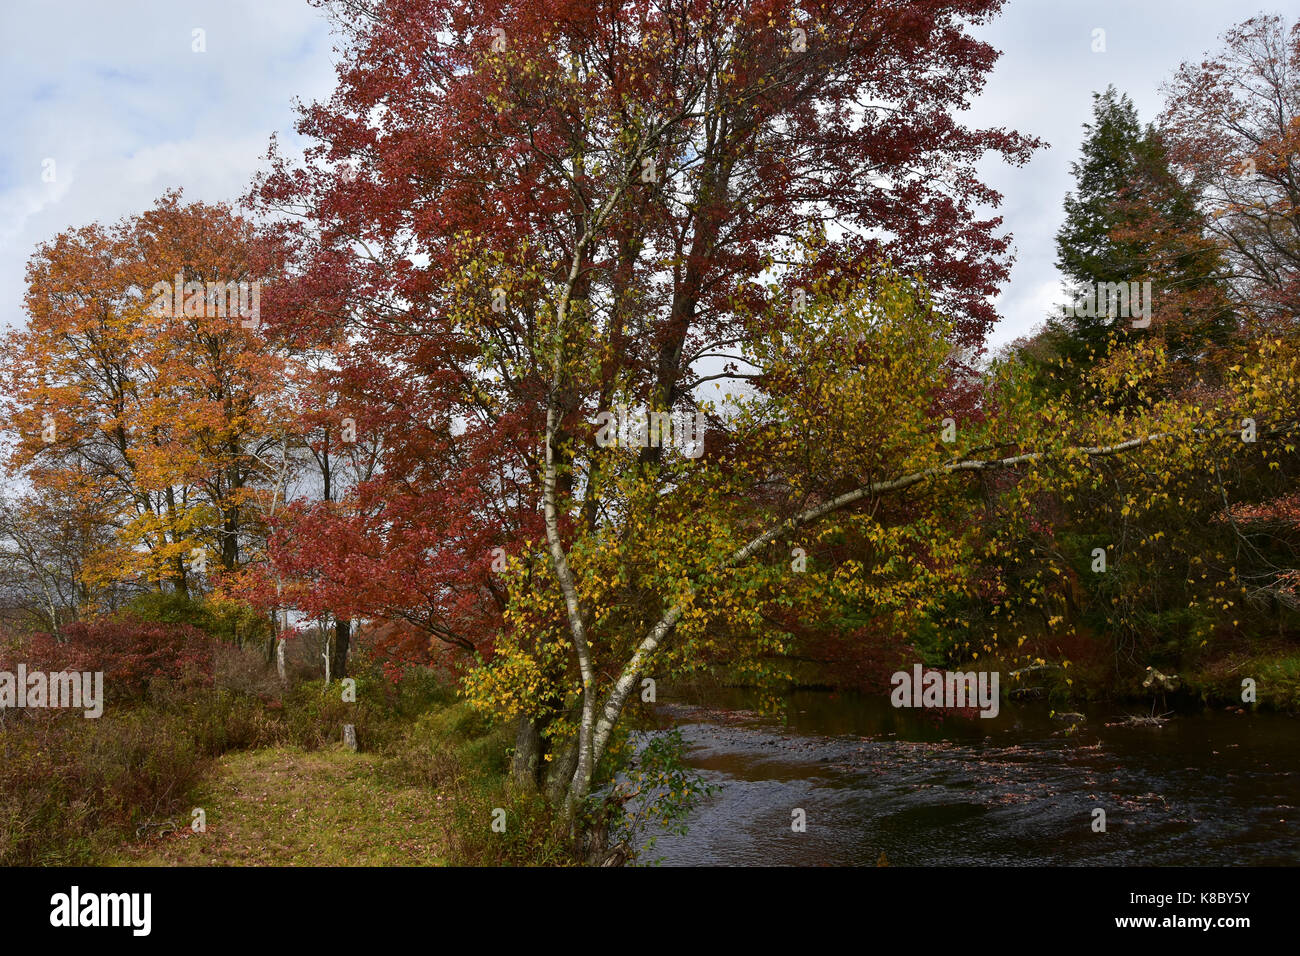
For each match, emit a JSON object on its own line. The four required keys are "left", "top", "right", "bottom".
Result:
{"left": 1039, "top": 87, "right": 1232, "bottom": 392}
{"left": 1057, "top": 88, "right": 1148, "bottom": 296}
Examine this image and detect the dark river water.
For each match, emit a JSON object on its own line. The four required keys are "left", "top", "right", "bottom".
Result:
{"left": 636, "top": 688, "right": 1299, "bottom": 866}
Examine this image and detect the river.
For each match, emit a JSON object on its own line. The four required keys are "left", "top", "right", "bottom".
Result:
{"left": 637, "top": 688, "right": 1299, "bottom": 866}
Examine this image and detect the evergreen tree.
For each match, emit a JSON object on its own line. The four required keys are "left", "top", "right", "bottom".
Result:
{"left": 1036, "top": 87, "right": 1233, "bottom": 394}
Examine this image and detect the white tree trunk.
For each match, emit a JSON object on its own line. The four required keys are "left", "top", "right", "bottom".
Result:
{"left": 276, "top": 607, "right": 288, "bottom": 683}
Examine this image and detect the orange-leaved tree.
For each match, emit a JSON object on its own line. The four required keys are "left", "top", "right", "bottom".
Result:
{"left": 0, "top": 191, "right": 290, "bottom": 601}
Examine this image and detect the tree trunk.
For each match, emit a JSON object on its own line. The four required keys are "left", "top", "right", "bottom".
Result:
{"left": 221, "top": 506, "right": 240, "bottom": 571}
{"left": 276, "top": 606, "right": 288, "bottom": 683}
{"left": 331, "top": 618, "right": 350, "bottom": 680}
{"left": 510, "top": 715, "right": 544, "bottom": 790}
{"left": 546, "top": 739, "right": 580, "bottom": 807}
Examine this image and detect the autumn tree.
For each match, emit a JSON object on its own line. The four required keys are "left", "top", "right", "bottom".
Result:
{"left": 1161, "top": 14, "right": 1300, "bottom": 329}
{"left": 250, "top": 0, "right": 1041, "bottom": 816}
{"left": 0, "top": 484, "right": 118, "bottom": 632}
{"left": 230, "top": 354, "right": 385, "bottom": 680}
{"left": 983, "top": 19, "right": 1300, "bottom": 706}
{"left": 1153, "top": 13, "right": 1300, "bottom": 623}
{"left": 0, "top": 192, "right": 288, "bottom": 600}
{"left": 497, "top": 252, "right": 1297, "bottom": 825}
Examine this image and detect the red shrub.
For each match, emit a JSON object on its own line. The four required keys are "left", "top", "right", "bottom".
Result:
{"left": 1, "top": 617, "right": 215, "bottom": 700}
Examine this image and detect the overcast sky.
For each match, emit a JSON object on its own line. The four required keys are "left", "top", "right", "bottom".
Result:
{"left": 2, "top": 0, "right": 1298, "bottom": 351}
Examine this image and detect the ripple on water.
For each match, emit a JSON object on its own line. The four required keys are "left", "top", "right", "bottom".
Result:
{"left": 638, "top": 696, "right": 1300, "bottom": 866}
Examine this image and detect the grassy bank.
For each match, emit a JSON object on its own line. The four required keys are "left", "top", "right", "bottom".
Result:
{"left": 108, "top": 746, "right": 445, "bottom": 866}
{"left": 0, "top": 641, "right": 578, "bottom": 866}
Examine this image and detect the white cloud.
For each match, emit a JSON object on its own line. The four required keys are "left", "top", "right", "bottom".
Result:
{"left": 0, "top": 0, "right": 338, "bottom": 331}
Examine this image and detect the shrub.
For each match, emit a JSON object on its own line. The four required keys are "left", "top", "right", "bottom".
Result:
{"left": 0, "top": 617, "right": 215, "bottom": 703}
{"left": 119, "top": 593, "right": 271, "bottom": 647}
{"left": 444, "top": 782, "right": 577, "bottom": 866}
{"left": 213, "top": 642, "right": 283, "bottom": 700}
{"left": 282, "top": 679, "right": 357, "bottom": 749}
{"left": 0, "top": 708, "right": 209, "bottom": 865}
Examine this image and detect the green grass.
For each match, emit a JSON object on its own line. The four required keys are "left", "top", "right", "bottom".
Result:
{"left": 108, "top": 745, "right": 447, "bottom": 866}
{"left": 1242, "top": 652, "right": 1300, "bottom": 710}
{"left": 1182, "top": 648, "right": 1300, "bottom": 711}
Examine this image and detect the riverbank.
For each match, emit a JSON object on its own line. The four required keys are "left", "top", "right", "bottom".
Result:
{"left": 769, "top": 633, "right": 1300, "bottom": 713}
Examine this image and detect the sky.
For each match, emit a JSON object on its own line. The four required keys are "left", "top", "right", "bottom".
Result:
{"left": 2, "top": 0, "right": 1298, "bottom": 351}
